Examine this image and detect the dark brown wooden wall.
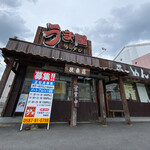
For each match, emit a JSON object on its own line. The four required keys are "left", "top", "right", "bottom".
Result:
{"left": 108, "top": 100, "right": 123, "bottom": 110}
{"left": 77, "top": 102, "right": 98, "bottom": 121}
{"left": 51, "top": 101, "right": 71, "bottom": 122}
{"left": 108, "top": 100, "right": 150, "bottom": 117}
{"left": 128, "top": 101, "right": 150, "bottom": 117}
{"left": 48, "top": 101, "right": 98, "bottom": 122}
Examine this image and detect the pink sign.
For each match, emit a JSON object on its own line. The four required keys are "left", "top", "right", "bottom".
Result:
{"left": 33, "top": 70, "right": 56, "bottom": 82}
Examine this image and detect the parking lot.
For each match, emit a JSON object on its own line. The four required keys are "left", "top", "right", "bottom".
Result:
{"left": 0, "top": 122, "right": 150, "bottom": 150}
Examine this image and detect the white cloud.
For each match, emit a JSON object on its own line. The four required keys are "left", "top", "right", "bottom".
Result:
{"left": 81, "top": 2, "right": 150, "bottom": 59}
{"left": 1, "top": 0, "right": 150, "bottom": 61}
{"left": 0, "top": 10, "right": 33, "bottom": 45}
{"left": 0, "top": 0, "right": 38, "bottom": 8}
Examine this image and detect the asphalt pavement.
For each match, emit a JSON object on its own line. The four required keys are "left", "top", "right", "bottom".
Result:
{"left": 0, "top": 122, "right": 150, "bottom": 150}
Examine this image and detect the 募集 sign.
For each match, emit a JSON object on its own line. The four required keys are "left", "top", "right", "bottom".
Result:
{"left": 20, "top": 70, "right": 56, "bottom": 130}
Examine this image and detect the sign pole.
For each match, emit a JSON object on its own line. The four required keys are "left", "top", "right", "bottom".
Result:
{"left": 20, "top": 123, "right": 23, "bottom": 131}
{"left": 47, "top": 122, "right": 50, "bottom": 130}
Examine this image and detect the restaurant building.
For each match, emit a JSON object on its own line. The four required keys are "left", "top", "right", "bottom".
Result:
{"left": 0, "top": 23, "right": 150, "bottom": 126}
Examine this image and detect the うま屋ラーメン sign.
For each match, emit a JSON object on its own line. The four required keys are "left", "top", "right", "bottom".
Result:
{"left": 43, "top": 23, "right": 88, "bottom": 53}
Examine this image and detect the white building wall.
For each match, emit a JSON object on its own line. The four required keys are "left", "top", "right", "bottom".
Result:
{"left": 114, "top": 43, "right": 150, "bottom": 65}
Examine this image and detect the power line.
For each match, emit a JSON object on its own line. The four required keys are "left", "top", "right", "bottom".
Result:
{"left": 97, "top": 47, "right": 107, "bottom": 56}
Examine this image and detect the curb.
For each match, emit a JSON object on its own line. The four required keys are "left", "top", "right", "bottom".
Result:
{"left": 0, "top": 117, "right": 150, "bottom": 124}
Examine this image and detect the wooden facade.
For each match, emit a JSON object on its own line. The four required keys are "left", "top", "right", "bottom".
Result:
{"left": 0, "top": 26, "right": 150, "bottom": 126}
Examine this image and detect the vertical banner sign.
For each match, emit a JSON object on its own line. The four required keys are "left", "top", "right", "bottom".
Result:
{"left": 73, "top": 85, "right": 79, "bottom": 107}
{"left": 20, "top": 70, "right": 56, "bottom": 130}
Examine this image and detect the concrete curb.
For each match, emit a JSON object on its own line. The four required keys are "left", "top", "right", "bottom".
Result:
{"left": 0, "top": 117, "right": 150, "bottom": 124}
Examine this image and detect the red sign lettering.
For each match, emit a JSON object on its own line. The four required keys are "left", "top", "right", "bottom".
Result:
{"left": 62, "top": 30, "right": 74, "bottom": 43}
{"left": 33, "top": 70, "right": 56, "bottom": 82}
{"left": 75, "top": 34, "right": 87, "bottom": 47}
{"left": 43, "top": 23, "right": 88, "bottom": 50}
{"left": 43, "top": 23, "right": 61, "bottom": 48}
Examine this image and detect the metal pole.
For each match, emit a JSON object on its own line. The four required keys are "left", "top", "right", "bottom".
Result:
{"left": 47, "top": 123, "right": 50, "bottom": 130}
{"left": 20, "top": 123, "right": 23, "bottom": 131}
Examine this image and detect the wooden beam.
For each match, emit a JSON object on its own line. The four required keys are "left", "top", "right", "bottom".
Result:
{"left": 70, "top": 76, "right": 78, "bottom": 126}
{"left": 105, "top": 90, "right": 110, "bottom": 117}
{"left": 3, "top": 65, "right": 26, "bottom": 116}
{"left": 98, "top": 80, "right": 107, "bottom": 125}
{"left": 1, "top": 73, "right": 16, "bottom": 117}
{"left": 0, "top": 57, "right": 14, "bottom": 99}
{"left": 92, "top": 79, "right": 98, "bottom": 102}
{"left": 119, "top": 77, "right": 131, "bottom": 124}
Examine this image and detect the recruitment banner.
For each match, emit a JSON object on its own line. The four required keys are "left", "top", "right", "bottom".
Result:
{"left": 22, "top": 70, "right": 56, "bottom": 124}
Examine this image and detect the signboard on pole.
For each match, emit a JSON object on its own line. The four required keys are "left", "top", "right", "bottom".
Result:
{"left": 20, "top": 70, "right": 56, "bottom": 130}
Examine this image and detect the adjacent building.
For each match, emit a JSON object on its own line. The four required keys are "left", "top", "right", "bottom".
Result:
{"left": 114, "top": 43, "right": 150, "bottom": 69}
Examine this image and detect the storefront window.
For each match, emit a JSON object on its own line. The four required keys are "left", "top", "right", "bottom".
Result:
{"left": 106, "top": 83, "right": 121, "bottom": 101}
{"left": 124, "top": 83, "right": 138, "bottom": 101}
{"left": 78, "top": 78, "right": 94, "bottom": 102}
{"left": 146, "top": 85, "right": 150, "bottom": 100}
{"left": 20, "top": 67, "right": 72, "bottom": 101}
{"left": 53, "top": 74, "right": 71, "bottom": 101}
{"left": 53, "top": 81, "right": 66, "bottom": 100}
{"left": 19, "top": 66, "right": 96, "bottom": 103}
{"left": 21, "top": 78, "right": 32, "bottom": 94}
{"left": 136, "top": 83, "right": 149, "bottom": 103}
{"left": 21, "top": 67, "right": 37, "bottom": 94}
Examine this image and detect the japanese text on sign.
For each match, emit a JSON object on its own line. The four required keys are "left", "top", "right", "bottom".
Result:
{"left": 65, "top": 64, "right": 90, "bottom": 76}
{"left": 43, "top": 23, "right": 88, "bottom": 52}
{"left": 115, "top": 64, "right": 150, "bottom": 79}
{"left": 22, "top": 70, "right": 56, "bottom": 124}
{"left": 33, "top": 71, "right": 56, "bottom": 81}
{"left": 73, "top": 85, "right": 79, "bottom": 107}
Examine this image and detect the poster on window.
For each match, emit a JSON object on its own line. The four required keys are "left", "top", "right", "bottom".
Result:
{"left": 21, "top": 70, "right": 56, "bottom": 124}
{"left": 124, "top": 83, "right": 136, "bottom": 100}
{"left": 15, "top": 94, "right": 28, "bottom": 112}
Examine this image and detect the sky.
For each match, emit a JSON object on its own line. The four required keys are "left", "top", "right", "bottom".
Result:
{"left": 0, "top": 0, "right": 150, "bottom": 78}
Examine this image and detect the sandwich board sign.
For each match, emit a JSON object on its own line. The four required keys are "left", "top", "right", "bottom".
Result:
{"left": 20, "top": 70, "right": 56, "bottom": 130}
